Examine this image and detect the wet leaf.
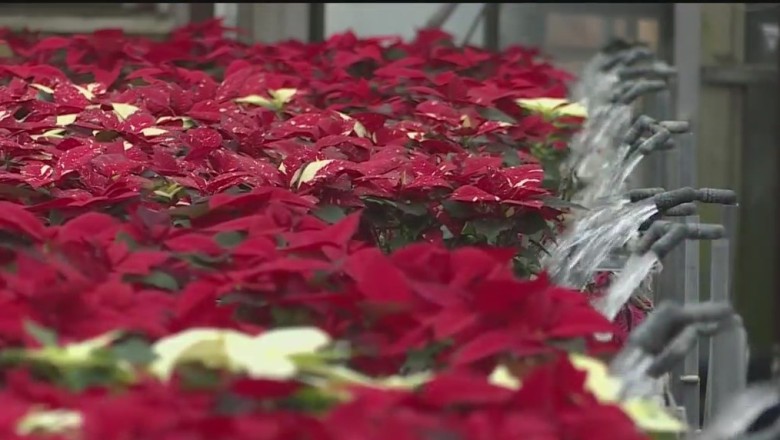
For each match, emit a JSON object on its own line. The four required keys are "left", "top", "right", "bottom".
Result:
{"left": 24, "top": 321, "right": 58, "bottom": 347}
{"left": 139, "top": 271, "right": 180, "bottom": 291}
{"left": 312, "top": 204, "right": 346, "bottom": 224}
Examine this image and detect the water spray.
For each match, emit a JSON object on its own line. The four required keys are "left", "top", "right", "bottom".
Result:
{"left": 609, "top": 302, "right": 736, "bottom": 399}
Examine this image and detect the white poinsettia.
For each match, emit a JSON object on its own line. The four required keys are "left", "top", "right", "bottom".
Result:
{"left": 235, "top": 88, "right": 298, "bottom": 110}
{"left": 489, "top": 354, "right": 686, "bottom": 435}
{"left": 516, "top": 97, "right": 588, "bottom": 119}
{"left": 16, "top": 409, "right": 83, "bottom": 437}
{"left": 148, "top": 327, "right": 331, "bottom": 381}
{"left": 289, "top": 160, "right": 334, "bottom": 189}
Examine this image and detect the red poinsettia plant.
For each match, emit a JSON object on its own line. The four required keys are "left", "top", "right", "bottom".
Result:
{"left": 0, "top": 21, "right": 683, "bottom": 440}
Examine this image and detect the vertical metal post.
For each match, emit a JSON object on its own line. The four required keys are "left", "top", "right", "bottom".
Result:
{"left": 774, "top": 3, "right": 780, "bottom": 376}
{"left": 669, "top": 5, "right": 703, "bottom": 425}
{"left": 704, "top": 235, "right": 748, "bottom": 425}
{"left": 483, "top": 3, "right": 500, "bottom": 51}
{"left": 309, "top": 3, "right": 326, "bottom": 43}
{"left": 675, "top": 215, "right": 702, "bottom": 428}
{"left": 189, "top": 3, "right": 215, "bottom": 24}
{"left": 673, "top": 3, "right": 701, "bottom": 188}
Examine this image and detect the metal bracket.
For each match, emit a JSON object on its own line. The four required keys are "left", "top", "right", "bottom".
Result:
{"left": 701, "top": 64, "right": 778, "bottom": 87}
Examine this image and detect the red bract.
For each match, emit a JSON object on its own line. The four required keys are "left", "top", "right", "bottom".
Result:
{"left": 0, "top": 21, "right": 650, "bottom": 440}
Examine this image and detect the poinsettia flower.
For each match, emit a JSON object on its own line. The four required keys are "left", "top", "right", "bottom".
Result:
{"left": 149, "top": 327, "right": 331, "bottom": 380}
{"left": 517, "top": 97, "right": 588, "bottom": 118}
{"left": 16, "top": 409, "right": 83, "bottom": 437}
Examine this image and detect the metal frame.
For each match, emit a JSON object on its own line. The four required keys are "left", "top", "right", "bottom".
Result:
{"left": 483, "top": 4, "right": 500, "bottom": 51}
{"left": 309, "top": 3, "right": 326, "bottom": 43}
{"left": 775, "top": 4, "right": 780, "bottom": 370}
{"left": 702, "top": 64, "right": 778, "bottom": 86}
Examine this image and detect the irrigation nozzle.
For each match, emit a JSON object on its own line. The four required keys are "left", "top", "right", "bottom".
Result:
{"left": 647, "top": 223, "right": 688, "bottom": 259}
{"left": 600, "top": 46, "right": 655, "bottom": 72}
{"left": 653, "top": 187, "right": 699, "bottom": 211}
{"left": 634, "top": 221, "right": 726, "bottom": 257}
{"left": 624, "top": 117, "right": 689, "bottom": 157}
{"left": 636, "top": 127, "right": 672, "bottom": 155}
{"left": 626, "top": 187, "right": 666, "bottom": 202}
{"left": 697, "top": 188, "right": 738, "bottom": 205}
{"left": 617, "top": 62, "right": 677, "bottom": 81}
{"left": 612, "top": 79, "right": 668, "bottom": 105}
{"left": 662, "top": 202, "right": 698, "bottom": 217}
{"left": 696, "top": 382, "right": 780, "bottom": 440}
{"left": 638, "top": 203, "right": 698, "bottom": 231}
{"left": 610, "top": 301, "right": 736, "bottom": 386}
{"left": 658, "top": 120, "right": 691, "bottom": 133}
{"left": 650, "top": 187, "right": 738, "bottom": 212}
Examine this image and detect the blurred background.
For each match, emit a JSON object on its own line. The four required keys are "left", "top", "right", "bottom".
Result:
{"left": 1, "top": 2, "right": 778, "bottom": 374}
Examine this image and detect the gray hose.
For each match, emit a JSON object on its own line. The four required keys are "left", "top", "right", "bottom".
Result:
{"left": 614, "top": 80, "right": 668, "bottom": 105}
{"left": 685, "top": 223, "right": 726, "bottom": 240}
{"left": 663, "top": 202, "right": 697, "bottom": 217}
{"left": 658, "top": 120, "right": 691, "bottom": 133}
{"left": 624, "top": 115, "right": 656, "bottom": 146}
{"left": 634, "top": 221, "right": 683, "bottom": 255}
{"left": 646, "top": 316, "right": 738, "bottom": 377}
{"left": 602, "top": 46, "right": 655, "bottom": 70}
{"left": 636, "top": 220, "right": 725, "bottom": 253}
{"left": 626, "top": 187, "right": 665, "bottom": 202}
{"left": 600, "top": 45, "right": 655, "bottom": 71}
{"left": 617, "top": 62, "right": 677, "bottom": 81}
{"left": 621, "top": 47, "right": 655, "bottom": 66}
{"left": 638, "top": 203, "right": 697, "bottom": 231}
{"left": 625, "top": 301, "right": 734, "bottom": 356}
{"left": 649, "top": 223, "right": 689, "bottom": 259}
{"left": 695, "top": 188, "right": 738, "bottom": 205}
{"left": 655, "top": 137, "right": 675, "bottom": 151}
{"left": 638, "top": 127, "right": 672, "bottom": 155}
{"left": 653, "top": 187, "right": 699, "bottom": 211}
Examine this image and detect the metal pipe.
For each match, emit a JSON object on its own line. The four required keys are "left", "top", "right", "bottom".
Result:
{"left": 650, "top": 223, "right": 690, "bottom": 259}
{"left": 624, "top": 115, "right": 657, "bottom": 145}
{"left": 627, "top": 187, "right": 666, "bottom": 202}
{"left": 617, "top": 62, "right": 677, "bottom": 81}
{"left": 695, "top": 188, "right": 738, "bottom": 205}
{"left": 663, "top": 202, "right": 698, "bottom": 217}
{"left": 638, "top": 127, "right": 673, "bottom": 155}
{"left": 635, "top": 221, "right": 725, "bottom": 255}
{"left": 659, "top": 120, "right": 691, "bottom": 133}
{"left": 653, "top": 187, "right": 699, "bottom": 211}
{"left": 613, "top": 80, "right": 669, "bottom": 105}
{"left": 638, "top": 203, "right": 698, "bottom": 231}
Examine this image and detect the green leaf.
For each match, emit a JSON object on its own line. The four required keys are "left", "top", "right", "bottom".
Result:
{"left": 311, "top": 204, "right": 346, "bottom": 224}
{"left": 476, "top": 107, "right": 516, "bottom": 124}
{"left": 441, "top": 200, "right": 474, "bottom": 219}
{"left": 501, "top": 148, "right": 522, "bottom": 167}
{"left": 470, "top": 218, "right": 513, "bottom": 244}
{"left": 214, "top": 231, "right": 246, "bottom": 249}
{"left": 394, "top": 200, "right": 427, "bottom": 216}
{"left": 287, "top": 387, "right": 341, "bottom": 412}
{"left": 24, "top": 321, "right": 58, "bottom": 347}
{"left": 59, "top": 367, "right": 114, "bottom": 392}
{"left": 515, "top": 212, "right": 551, "bottom": 235}
{"left": 178, "top": 364, "right": 222, "bottom": 390}
{"left": 94, "top": 130, "right": 120, "bottom": 142}
{"left": 538, "top": 196, "right": 587, "bottom": 211}
{"left": 401, "top": 340, "right": 453, "bottom": 374}
{"left": 115, "top": 231, "right": 140, "bottom": 250}
{"left": 110, "top": 338, "right": 156, "bottom": 365}
{"left": 140, "top": 270, "right": 179, "bottom": 291}
{"left": 178, "top": 252, "right": 229, "bottom": 270}
{"left": 47, "top": 210, "right": 65, "bottom": 226}
{"left": 36, "top": 90, "right": 54, "bottom": 102}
